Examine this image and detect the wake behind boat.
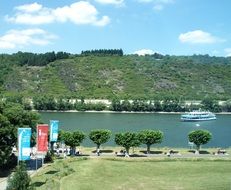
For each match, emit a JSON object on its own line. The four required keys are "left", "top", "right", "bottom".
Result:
{"left": 181, "top": 110, "right": 216, "bottom": 122}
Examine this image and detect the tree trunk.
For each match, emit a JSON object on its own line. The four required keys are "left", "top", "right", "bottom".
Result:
{"left": 71, "top": 146, "right": 76, "bottom": 155}
{"left": 195, "top": 145, "right": 200, "bottom": 154}
{"left": 147, "top": 144, "right": 151, "bottom": 154}
{"left": 96, "top": 144, "right": 100, "bottom": 156}
{"left": 125, "top": 147, "right": 130, "bottom": 157}
{"left": 50, "top": 142, "right": 54, "bottom": 153}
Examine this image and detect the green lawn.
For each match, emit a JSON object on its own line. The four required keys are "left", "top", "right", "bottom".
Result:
{"left": 31, "top": 157, "right": 231, "bottom": 190}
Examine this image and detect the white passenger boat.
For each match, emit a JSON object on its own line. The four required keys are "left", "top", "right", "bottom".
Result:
{"left": 181, "top": 110, "right": 216, "bottom": 121}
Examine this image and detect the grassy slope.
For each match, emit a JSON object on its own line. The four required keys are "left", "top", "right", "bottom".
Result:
{"left": 3, "top": 55, "right": 231, "bottom": 99}
{"left": 32, "top": 157, "right": 231, "bottom": 190}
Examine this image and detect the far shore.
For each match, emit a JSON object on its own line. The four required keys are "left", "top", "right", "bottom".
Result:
{"left": 36, "top": 110, "right": 231, "bottom": 114}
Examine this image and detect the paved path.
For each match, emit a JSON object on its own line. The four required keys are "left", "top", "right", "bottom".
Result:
{"left": 0, "top": 177, "right": 7, "bottom": 190}
{"left": 80, "top": 152, "right": 230, "bottom": 159}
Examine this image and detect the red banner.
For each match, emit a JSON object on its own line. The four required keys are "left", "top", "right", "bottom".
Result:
{"left": 37, "top": 124, "right": 49, "bottom": 152}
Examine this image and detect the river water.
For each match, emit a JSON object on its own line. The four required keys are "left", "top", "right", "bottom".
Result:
{"left": 40, "top": 112, "right": 231, "bottom": 148}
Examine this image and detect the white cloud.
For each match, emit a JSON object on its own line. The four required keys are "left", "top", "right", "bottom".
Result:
{"left": 224, "top": 48, "right": 231, "bottom": 57}
{"left": 95, "top": 0, "right": 124, "bottom": 5}
{"left": 138, "top": 0, "right": 174, "bottom": 3}
{"left": 138, "top": 0, "right": 174, "bottom": 11}
{"left": 137, "top": 0, "right": 153, "bottom": 2}
{"left": 134, "top": 49, "right": 156, "bottom": 56}
{"left": 153, "top": 4, "right": 164, "bottom": 11}
{"left": 154, "top": 0, "right": 174, "bottom": 3}
{"left": 6, "top": 12, "right": 54, "bottom": 25}
{"left": 15, "top": 2, "right": 43, "bottom": 13}
{"left": 6, "top": 1, "right": 110, "bottom": 26}
{"left": 0, "top": 29, "right": 57, "bottom": 49}
{"left": 179, "top": 30, "right": 225, "bottom": 44}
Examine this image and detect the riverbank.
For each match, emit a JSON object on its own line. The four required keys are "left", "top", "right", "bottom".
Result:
{"left": 30, "top": 97, "right": 231, "bottom": 114}
{"left": 37, "top": 109, "right": 231, "bottom": 114}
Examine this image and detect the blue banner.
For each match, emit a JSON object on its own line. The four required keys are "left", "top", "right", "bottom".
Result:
{"left": 18, "top": 128, "right": 31, "bottom": 161}
{"left": 50, "top": 120, "right": 59, "bottom": 142}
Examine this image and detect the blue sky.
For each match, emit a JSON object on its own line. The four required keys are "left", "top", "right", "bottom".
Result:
{"left": 0, "top": 0, "right": 231, "bottom": 56}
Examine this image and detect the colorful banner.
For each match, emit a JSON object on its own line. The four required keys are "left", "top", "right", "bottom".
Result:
{"left": 37, "top": 124, "right": 49, "bottom": 152}
{"left": 50, "top": 120, "right": 59, "bottom": 142}
{"left": 18, "top": 128, "right": 31, "bottom": 161}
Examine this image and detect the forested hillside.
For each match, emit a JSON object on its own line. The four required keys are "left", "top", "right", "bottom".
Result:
{"left": 1, "top": 52, "right": 231, "bottom": 100}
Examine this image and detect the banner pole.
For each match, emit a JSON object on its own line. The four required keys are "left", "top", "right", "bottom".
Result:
{"left": 17, "top": 129, "right": 19, "bottom": 165}
{"left": 36, "top": 125, "right": 38, "bottom": 171}
{"left": 36, "top": 154, "right": 37, "bottom": 171}
{"left": 17, "top": 128, "right": 19, "bottom": 166}
{"left": 42, "top": 154, "right": 44, "bottom": 166}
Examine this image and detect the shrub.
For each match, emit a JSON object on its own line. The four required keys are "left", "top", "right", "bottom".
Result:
{"left": 6, "top": 162, "right": 33, "bottom": 190}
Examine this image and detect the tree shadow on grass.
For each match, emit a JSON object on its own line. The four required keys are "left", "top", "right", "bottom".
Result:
{"left": 115, "top": 154, "right": 147, "bottom": 158}
{"left": 75, "top": 154, "right": 90, "bottom": 157}
{"left": 169, "top": 150, "right": 179, "bottom": 154}
{"left": 116, "top": 154, "right": 125, "bottom": 157}
{"left": 199, "top": 150, "right": 210, "bottom": 154}
{"left": 140, "top": 150, "right": 163, "bottom": 154}
{"left": 130, "top": 154, "right": 147, "bottom": 158}
{"left": 31, "top": 181, "right": 46, "bottom": 187}
{"left": 188, "top": 150, "right": 210, "bottom": 154}
{"left": 45, "top": 170, "right": 59, "bottom": 175}
{"left": 92, "top": 150, "right": 113, "bottom": 153}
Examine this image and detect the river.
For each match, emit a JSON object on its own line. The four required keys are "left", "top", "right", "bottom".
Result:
{"left": 40, "top": 112, "right": 231, "bottom": 148}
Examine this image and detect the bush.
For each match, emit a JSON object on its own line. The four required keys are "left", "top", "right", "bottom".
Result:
{"left": 6, "top": 162, "right": 33, "bottom": 190}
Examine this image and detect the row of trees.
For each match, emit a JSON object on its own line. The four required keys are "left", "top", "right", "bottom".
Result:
{"left": 6, "top": 95, "right": 231, "bottom": 112}
{"left": 110, "top": 98, "right": 225, "bottom": 112}
{"left": 81, "top": 49, "right": 123, "bottom": 56}
{"left": 111, "top": 99, "right": 184, "bottom": 112}
{"left": 2, "top": 93, "right": 231, "bottom": 113}
{"left": 0, "top": 51, "right": 70, "bottom": 67}
{"left": 59, "top": 129, "right": 212, "bottom": 156}
{"left": 33, "top": 96, "right": 106, "bottom": 111}
{"left": 59, "top": 129, "right": 163, "bottom": 155}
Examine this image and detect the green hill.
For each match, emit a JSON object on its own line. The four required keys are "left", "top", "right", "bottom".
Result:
{"left": 1, "top": 53, "right": 231, "bottom": 100}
